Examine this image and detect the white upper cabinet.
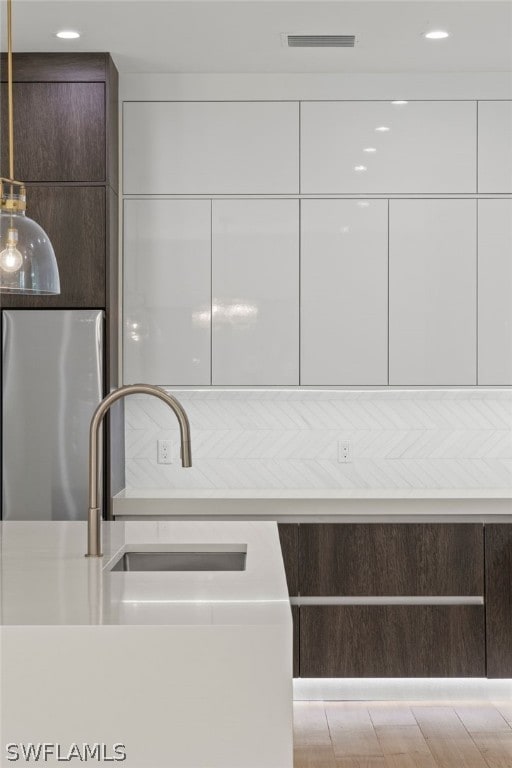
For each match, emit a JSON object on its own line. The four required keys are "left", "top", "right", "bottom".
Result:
{"left": 389, "top": 200, "right": 477, "bottom": 386}
{"left": 212, "top": 200, "right": 299, "bottom": 385}
{"left": 478, "top": 101, "right": 512, "bottom": 192}
{"left": 300, "top": 101, "right": 477, "bottom": 193}
{"left": 124, "top": 199, "right": 211, "bottom": 385}
{"left": 301, "top": 200, "right": 388, "bottom": 385}
{"left": 478, "top": 200, "right": 512, "bottom": 385}
{"left": 123, "top": 102, "right": 299, "bottom": 194}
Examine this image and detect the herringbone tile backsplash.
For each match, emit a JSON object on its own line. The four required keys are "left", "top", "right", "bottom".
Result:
{"left": 125, "top": 390, "right": 512, "bottom": 490}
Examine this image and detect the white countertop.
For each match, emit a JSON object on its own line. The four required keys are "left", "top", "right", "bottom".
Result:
{"left": 113, "top": 488, "right": 512, "bottom": 523}
{"left": 115, "top": 488, "right": 512, "bottom": 501}
{"left": 0, "top": 521, "right": 290, "bottom": 627}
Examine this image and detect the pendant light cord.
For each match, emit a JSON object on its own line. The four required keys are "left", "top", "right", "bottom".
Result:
{"left": 7, "top": 0, "right": 14, "bottom": 181}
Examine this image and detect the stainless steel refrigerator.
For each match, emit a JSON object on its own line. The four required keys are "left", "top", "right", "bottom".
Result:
{"left": 1, "top": 310, "right": 105, "bottom": 520}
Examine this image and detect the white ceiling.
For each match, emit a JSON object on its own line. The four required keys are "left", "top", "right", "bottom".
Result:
{"left": 2, "top": 1, "right": 512, "bottom": 74}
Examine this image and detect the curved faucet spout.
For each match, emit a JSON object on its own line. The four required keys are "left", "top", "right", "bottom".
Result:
{"left": 86, "top": 384, "right": 192, "bottom": 557}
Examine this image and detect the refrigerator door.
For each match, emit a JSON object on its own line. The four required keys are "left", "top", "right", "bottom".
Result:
{"left": 2, "top": 310, "right": 104, "bottom": 520}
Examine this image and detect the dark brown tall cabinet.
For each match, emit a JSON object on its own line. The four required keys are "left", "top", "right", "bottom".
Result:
{"left": 1, "top": 53, "right": 122, "bottom": 505}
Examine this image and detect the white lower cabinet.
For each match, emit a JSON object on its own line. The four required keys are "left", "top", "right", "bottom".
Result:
{"left": 478, "top": 200, "right": 512, "bottom": 385}
{"left": 301, "top": 199, "right": 388, "bottom": 385}
{"left": 212, "top": 200, "right": 299, "bottom": 385}
{"left": 389, "top": 200, "right": 477, "bottom": 385}
{"left": 123, "top": 199, "right": 211, "bottom": 385}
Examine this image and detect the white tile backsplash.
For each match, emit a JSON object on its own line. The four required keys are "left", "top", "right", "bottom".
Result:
{"left": 125, "top": 390, "right": 512, "bottom": 490}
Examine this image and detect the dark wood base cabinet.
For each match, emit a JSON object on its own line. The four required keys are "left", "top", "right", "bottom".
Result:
{"left": 485, "top": 525, "right": 512, "bottom": 678}
{"left": 278, "top": 524, "right": 299, "bottom": 596}
{"left": 300, "top": 605, "right": 485, "bottom": 677}
{"left": 292, "top": 606, "right": 300, "bottom": 679}
{"left": 299, "top": 523, "right": 484, "bottom": 596}
{"left": 277, "top": 522, "right": 511, "bottom": 679}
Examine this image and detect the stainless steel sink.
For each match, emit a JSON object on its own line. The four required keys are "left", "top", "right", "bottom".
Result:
{"left": 110, "top": 550, "right": 247, "bottom": 572}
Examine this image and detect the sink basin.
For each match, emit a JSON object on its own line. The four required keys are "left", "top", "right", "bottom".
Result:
{"left": 110, "top": 550, "right": 247, "bottom": 572}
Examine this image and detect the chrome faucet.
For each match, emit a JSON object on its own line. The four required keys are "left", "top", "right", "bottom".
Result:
{"left": 86, "top": 384, "right": 192, "bottom": 557}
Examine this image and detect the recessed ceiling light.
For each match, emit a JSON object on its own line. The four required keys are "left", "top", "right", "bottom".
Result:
{"left": 391, "top": 100, "right": 408, "bottom": 105}
{"left": 56, "top": 30, "right": 80, "bottom": 40}
{"left": 354, "top": 165, "right": 367, "bottom": 172}
{"left": 375, "top": 126, "right": 390, "bottom": 132}
{"left": 363, "top": 147, "right": 377, "bottom": 153}
{"left": 424, "top": 30, "right": 450, "bottom": 40}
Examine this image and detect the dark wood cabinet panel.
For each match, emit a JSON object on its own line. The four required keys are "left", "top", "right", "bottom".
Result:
{"left": 0, "top": 53, "right": 108, "bottom": 82}
{"left": 278, "top": 523, "right": 299, "bottom": 596}
{"left": 1, "top": 186, "right": 106, "bottom": 309}
{"left": 300, "top": 524, "right": 484, "bottom": 596}
{"left": 277, "top": 526, "right": 299, "bottom": 676}
{"left": 300, "top": 605, "right": 485, "bottom": 677}
{"left": 292, "top": 606, "right": 299, "bottom": 678}
{"left": 106, "top": 57, "right": 119, "bottom": 192}
{"left": 485, "top": 524, "right": 512, "bottom": 677}
{"left": 1, "top": 82, "right": 105, "bottom": 182}
{"left": 106, "top": 188, "right": 119, "bottom": 384}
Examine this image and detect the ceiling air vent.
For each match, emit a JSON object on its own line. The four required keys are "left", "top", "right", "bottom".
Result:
{"left": 285, "top": 34, "right": 356, "bottom": 48}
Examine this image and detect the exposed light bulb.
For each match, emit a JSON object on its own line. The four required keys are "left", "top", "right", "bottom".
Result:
{"left": 0, "top": 227, "right": 22, "bottom": 273}
{"left": 363, "top": 147, "right": 377, "bottom": 153}
{"left": 375, "top": 126, "right": 390, "bottom": 132}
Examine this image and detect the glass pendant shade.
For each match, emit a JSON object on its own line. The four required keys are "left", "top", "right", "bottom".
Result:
{"left": 0, "top": 208, "right": 60, "bottom": 294}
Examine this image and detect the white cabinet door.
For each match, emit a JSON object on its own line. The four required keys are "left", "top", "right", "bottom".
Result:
{"left": 212, "top": 200, "right": 299, "bottom": 385}
{"left": 301, "top": 101, "right": 476, "bottom": 193}
{"left": 478, "top": 101, "right": 512, "bottom": 192}
{"left": 124, "top": 102, "right": 299, "bottom": 194}
{"left": 301, "top": 200, "right": 388, "bottom": 385}
{"left": 478, "top": 200, "right": 512, "bottom": 385}
{"left": 124, "top": 199, "right": 211, "bottom": 385}
{"left": 389, "top": 200, "right": 477, "bottom": 385}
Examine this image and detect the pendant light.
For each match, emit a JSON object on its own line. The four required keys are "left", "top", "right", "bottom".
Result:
{"left": 0, "top": 0, "right": 60, "bottom": 294}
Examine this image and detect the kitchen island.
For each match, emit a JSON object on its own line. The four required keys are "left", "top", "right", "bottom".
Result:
{"left": 0, "top": 520, "right": 292, "bottom": 768}
{"left": 112, "top": 491, "right": 512, "bottom": 686}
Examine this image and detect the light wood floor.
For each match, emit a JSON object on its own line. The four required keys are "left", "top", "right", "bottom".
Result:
{"left": 294, "top": 701, "right": 512, "bottom": 767}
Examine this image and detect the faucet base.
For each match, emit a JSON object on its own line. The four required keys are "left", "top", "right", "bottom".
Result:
{"left": 87, "top": 506, "right": 103, "bottom": 558}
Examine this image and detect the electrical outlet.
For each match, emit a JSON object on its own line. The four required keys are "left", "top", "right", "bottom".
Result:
{"left": 338, "top": 440, "right": 352, "bottom": 464}
{"left": 157, "top": 439, "right": 173, "bottom": 465}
